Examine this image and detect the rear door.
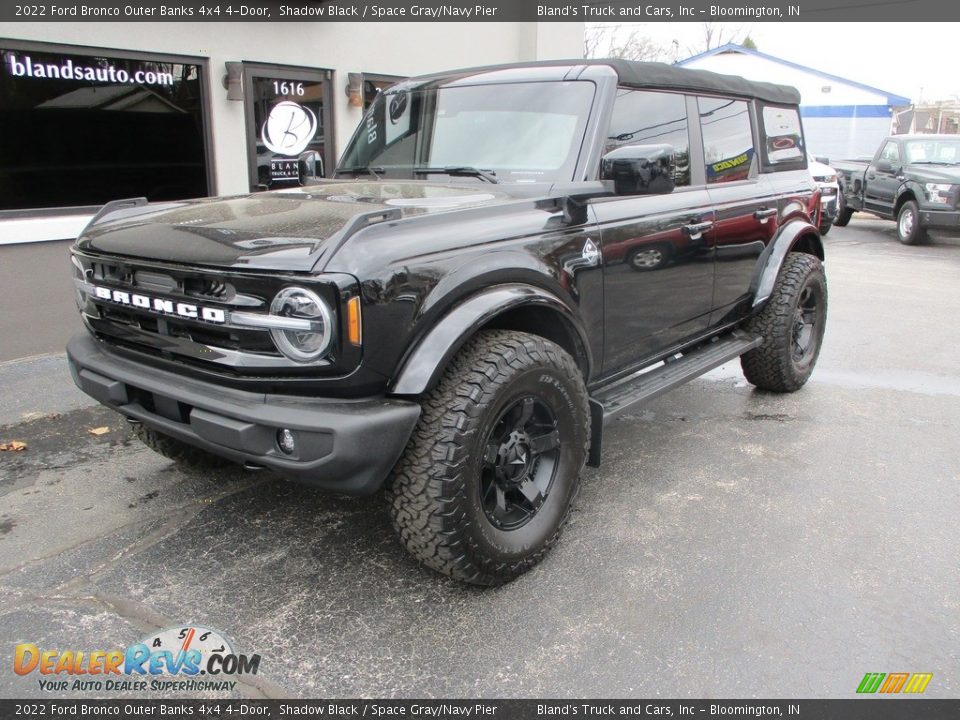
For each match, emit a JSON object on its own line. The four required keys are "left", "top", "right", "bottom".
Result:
{"left": 595, "top": 89, "right": 716, "bottom": 375}
{"left": 702, "top": 99, "right": 791, "bottom": 321}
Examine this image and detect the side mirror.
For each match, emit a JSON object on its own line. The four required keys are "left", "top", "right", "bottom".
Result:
{"left": 601, "top": 144, "right": 676, "bottom": 196}
{"left": 875, "top": 159, "right": 894, "bottom": 173}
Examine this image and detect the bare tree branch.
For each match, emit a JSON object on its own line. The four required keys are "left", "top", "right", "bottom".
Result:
{"left": 684, "top": 22, "right": 751, "bottom": 56}
{"left": 584, "top": 24, "right": 669, "bottom": 62}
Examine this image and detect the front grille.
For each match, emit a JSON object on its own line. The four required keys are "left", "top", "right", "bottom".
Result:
{"left": 72, "top": 253, "right": 332, "bottom": 372}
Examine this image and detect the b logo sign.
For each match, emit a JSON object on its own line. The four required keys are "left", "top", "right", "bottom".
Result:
{"left": 261, "top": 101, "right": 317, "bottom": 156}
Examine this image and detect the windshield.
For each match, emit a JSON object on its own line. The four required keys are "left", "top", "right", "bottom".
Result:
{"left": 904, "top": 139, "right": 960, "bottom": 165}
{"left": 338, "top": 80, "right": 595, "bottom": 183}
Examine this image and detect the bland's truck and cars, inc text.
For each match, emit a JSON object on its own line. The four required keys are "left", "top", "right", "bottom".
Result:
{"left": 66, "top": 60, "right": 827, "bottom": 585}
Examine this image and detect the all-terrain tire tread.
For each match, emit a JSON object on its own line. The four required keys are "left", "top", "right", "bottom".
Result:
{"left": 386, "top": 330, "right": 589, "bottom": 585}
{"left": 740, "top": 253, "right": 826, "bottom": 393}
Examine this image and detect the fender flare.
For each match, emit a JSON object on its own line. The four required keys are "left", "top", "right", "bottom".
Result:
{"left": 894, "top": 183, "right": 920, "bottom": 213}
{"left": 390, "top": 283, "right": 591, "bottom": 396}
{"left": 750, "top": 219, "right": 824, "bottom": 308}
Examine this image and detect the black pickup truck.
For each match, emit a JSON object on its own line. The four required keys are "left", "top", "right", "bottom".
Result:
{"left": 67, "top": 60, "right": 826, "bottom": 585}
{"left": 833, "top": 134, "right": 960, "bottom": 244}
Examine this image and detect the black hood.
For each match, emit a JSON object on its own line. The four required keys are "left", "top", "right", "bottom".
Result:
{"left": 905, "top": 164, "right": 960, "bottom": 184}
{"left": 75, "top": 182, "right": 513, "bottom": 271}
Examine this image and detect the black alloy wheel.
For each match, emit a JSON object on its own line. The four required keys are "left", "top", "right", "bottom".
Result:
{"left": 791, "top": 285, "right": 820, "bottom": 366}
{"left": 480, "top": 395, "right": 561, "bottom": 530}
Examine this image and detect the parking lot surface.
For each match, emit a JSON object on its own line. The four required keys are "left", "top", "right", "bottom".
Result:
{"left": 1, "top": 218, "right": 958, "bottom": 698}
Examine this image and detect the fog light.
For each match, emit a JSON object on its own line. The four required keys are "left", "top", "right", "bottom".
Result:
{"left": 277, "top": 428, "right": 296, "bottom": 455}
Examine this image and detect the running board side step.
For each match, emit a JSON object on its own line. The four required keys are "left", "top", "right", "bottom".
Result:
{"left": 593, "top": 330, "right": 762, "bottom": 423}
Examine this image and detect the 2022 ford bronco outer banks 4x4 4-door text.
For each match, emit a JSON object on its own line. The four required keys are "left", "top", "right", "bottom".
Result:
{"left": 67, "top": 60, "right": 827, "bottom": 585}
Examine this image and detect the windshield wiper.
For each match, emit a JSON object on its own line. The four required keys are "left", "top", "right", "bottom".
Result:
{"left": 338, "top": 166, "right": 384, "bottom": 179}
{"left": 413, "top": 166, "right": 499, "bottom": 184}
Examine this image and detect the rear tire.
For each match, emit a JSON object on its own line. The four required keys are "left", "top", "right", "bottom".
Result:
{"left": 132, "top": 424, "right": 235, "bottom": 470}
{"left": 741, "top": 253, "right": 827, "bottom": 393}
{"left": 387, "top": 330, "right": 590, "bottom": 585}
{"left": 818, "top": 219, "right": 833, "bottom": 236}
{"left": 896, "top": 200, "right": 927, "bottom": 245}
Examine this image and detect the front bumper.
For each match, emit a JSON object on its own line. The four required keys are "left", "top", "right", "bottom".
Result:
{"left": 67, "top": 333, "right": 420, "bottom": 494}
{"left": 820, "top": 196, "right": 838, "bottom": 222}
{"left": 919, "top": 207, "right": 960, "bottom": 232}
{"left": 818, "top": 186, "right": 838, "bottom": 222}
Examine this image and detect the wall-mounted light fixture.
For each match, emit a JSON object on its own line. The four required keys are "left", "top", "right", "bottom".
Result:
{"left": 223, "top": 62, "right": 244, "bottom": 101}
{"left": 345, "top": 72, "right": 363, "bottom": 108}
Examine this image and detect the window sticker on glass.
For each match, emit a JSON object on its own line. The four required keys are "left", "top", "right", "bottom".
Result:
{"left": 261, "top": 101, "right": 318, "bottom": 156}
{"left": 762, "top": 106, "right": 804, "bottom": 164}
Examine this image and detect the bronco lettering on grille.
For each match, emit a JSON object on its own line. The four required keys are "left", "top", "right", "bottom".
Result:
{"left": 92, "top": 286, "right": 226, "bottom": 324}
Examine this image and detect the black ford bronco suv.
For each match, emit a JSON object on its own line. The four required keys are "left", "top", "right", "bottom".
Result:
{"left": 67, "top": 60, "right": 827, "bottom": 585}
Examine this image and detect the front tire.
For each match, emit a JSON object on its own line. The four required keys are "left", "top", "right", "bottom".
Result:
{"left": 387, "top": 330, "right": 590, "bottom": 585}
{"left": 896, "top": 200, "right": 927, "bottom": 245}
{"left": 833, "top": 187, "right": 853, "bottom": 227}
{"left": 132, "top": 424, "right": 235, "bottom": 470}
{"left": 740, "top": 253, "right": 827, "bottom": 393}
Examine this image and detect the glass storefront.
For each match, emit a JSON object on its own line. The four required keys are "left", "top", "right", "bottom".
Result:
{"left": 243, "top": 64, "right": 334, "bottom": 191}
{"left": 0, "top": 43, "right": 209, "bottom": 213}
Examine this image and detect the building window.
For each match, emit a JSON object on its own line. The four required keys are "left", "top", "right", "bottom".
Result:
{"left": 242, "top": 64, "right": 333, "bottom": 191}
{"left": 698, "top": 97, "right": 754, "bottom": 184}
{"left": 0, "top": 44, "right": 209, "bottom": 213}
{"left": 606, "top": 88, "right": 691, "bottom": 186}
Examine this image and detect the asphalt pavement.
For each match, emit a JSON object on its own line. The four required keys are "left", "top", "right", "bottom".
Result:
{"left": 0, "top": 218, "right": 958, "bottom": 699}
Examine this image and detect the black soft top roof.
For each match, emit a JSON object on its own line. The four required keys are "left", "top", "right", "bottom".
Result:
{"left": 406, "top": 58, "right": 801, "bottom": 106}
{"left": 598, "top": 59, "right": 800, "bottom": 105}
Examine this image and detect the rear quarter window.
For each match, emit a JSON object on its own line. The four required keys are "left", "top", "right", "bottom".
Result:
{"left": 759, "top": 104, "right": 807, "bottom": 172}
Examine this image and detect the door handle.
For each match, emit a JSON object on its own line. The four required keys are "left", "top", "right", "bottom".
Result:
{"left": 867, "top": 173, "right": 876, "bottom": 180}
{"left": 683, "top": 221, "right": 713, "bottom": 239}
{"left": 753, "top": 208, "right": 778, "bottom": 220}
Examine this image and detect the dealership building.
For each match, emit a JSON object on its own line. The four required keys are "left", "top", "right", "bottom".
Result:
{"left": 0, "top": 22, "right": 583, "bottom": 245}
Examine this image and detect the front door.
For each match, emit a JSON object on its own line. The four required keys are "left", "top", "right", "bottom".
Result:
{"left": 864, "top": 140, "right": 902, "bottom": 214}
{"left": 597, "top": 191, "right": 717, "bottom": 373}
{"left": 597, "top": 88, "right": 715, "bottom": 375}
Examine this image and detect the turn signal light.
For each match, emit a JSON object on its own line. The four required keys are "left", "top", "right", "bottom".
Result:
{"left": 347, "top": 296, "right": 362, "bottom": 346}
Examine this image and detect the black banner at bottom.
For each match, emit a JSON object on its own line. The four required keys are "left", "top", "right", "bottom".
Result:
{"left": 1, "top": 699, "right": 957, "bottom": 720}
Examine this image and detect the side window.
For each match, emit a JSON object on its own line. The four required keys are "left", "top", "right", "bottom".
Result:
{"left": 606, "top": 89, "right": 690, "bottom": 187}
{"left": 879, "top": 141, "right": 901, "bottom": 165}
{"left": 760, "top": 105, "right": 805, "bottom": 168}
{"left": 698, "top": 97, "right": 755, "bottom": 184}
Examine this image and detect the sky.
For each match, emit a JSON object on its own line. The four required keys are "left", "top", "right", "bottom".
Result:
{"left": 591, "top": 23, "right": 959, "bottom": 104}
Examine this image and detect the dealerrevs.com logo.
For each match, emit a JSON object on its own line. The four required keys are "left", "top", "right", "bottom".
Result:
{"left": 14, "top": 625, "right": 261, "bottom": 693}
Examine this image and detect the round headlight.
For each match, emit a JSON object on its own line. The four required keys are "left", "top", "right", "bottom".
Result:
{"left": 269, "top": 287, "right": 333, "bottom": 363}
